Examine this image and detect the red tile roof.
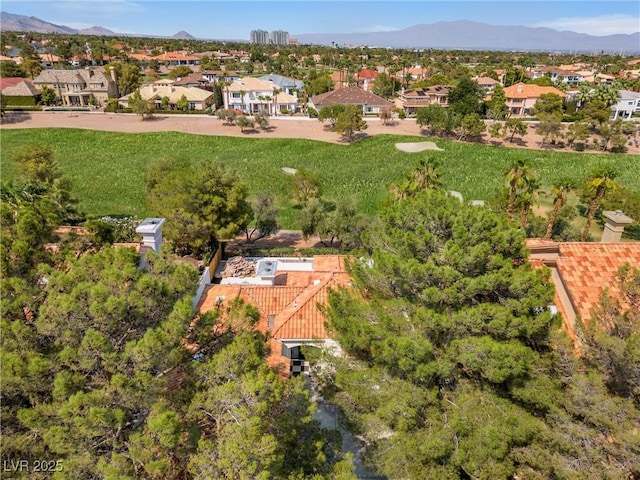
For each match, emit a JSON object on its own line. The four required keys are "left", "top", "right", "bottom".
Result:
{"left": 198, "top": 255, "right": 350, "bottom": 341}
{"left": 556, "top": 243, "right": 640, "bottom": 324}
{"left": 197, "top": 255, "right": 351, "bottom": 377}
{"left": 504, "top": 83, "right": 566, "bottom": 99}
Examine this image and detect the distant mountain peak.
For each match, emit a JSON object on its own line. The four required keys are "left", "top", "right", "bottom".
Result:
{"left": 172, "top": 31, "right": 195, "bottom": 40}
{"left": 295, "top": 20, "right": 639, "bottom": 53}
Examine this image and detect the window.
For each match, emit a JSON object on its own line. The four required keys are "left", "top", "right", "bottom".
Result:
{"left": 232, "top": 92, "right": 240, "bottom": 98}
{"left": 189, "top": 102, "right": 196, "bottom": 110}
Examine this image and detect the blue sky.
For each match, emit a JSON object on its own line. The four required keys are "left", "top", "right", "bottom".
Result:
{"left": 3, "top": 1, "right": 639, "bottom": 39}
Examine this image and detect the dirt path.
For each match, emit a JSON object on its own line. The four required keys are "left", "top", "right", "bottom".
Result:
{"left": 3, "top": 111, "right": 637, "bottom": 154}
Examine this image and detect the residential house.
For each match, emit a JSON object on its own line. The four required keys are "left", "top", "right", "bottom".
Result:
{"left": 172, "top": 73, "right": 212, "bottom": 90}
{"left": 395, "top": 85, "right": 452, "bottom": 116}
{"left": 118, "top": 82, "right": 213, "bottom": 110}
{"left": 405, "top": 66, "right": 429, "bottom": 82}
{"left": 198, "top": 256, "right": 350, "bottom": 377}
{"left": 308, "top": 86, "right": 393, "bottom": 115}
{"left": 354, "top": 69, "right": 379, "bottom": 92}
{"left": 503, "top": 83, "right": 566, "bottom": 116}
{"left": 153, "top": 52, "right": 200, "bottom": 67}
{"left": 224, "top": 77, "right": 298, "bottom": 114}
{"left": 201, "top": 70, "right": 239, "bottom": 84}
{"left": 610, "top": 90, "right": 640, "bottom": 120}
{"left": 33, "top": 67, "right": 118, "bottom": 106}
{"left": 526, "top": 67, "right": 582, "bottom": 85}
{"left": 0, "top": 77, "right": 39, "bottom": 105}
{"left": 575, "top": 70, "right": 615, "bottom": 85}
{"left": 38, "top": 52, "right": 60, "bottom": 68}
{"left": 472, "top": 76, "right": 500, "bottom": 95}
{"left": 526, "top": 213, "right": 639, "bottom": 341}
{"left": 258, "top": 74, "right": 304, "bottom": 95}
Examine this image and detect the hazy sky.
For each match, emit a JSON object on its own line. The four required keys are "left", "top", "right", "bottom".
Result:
{"left": 3, "top": 1, "right": 639, "bottom": 39}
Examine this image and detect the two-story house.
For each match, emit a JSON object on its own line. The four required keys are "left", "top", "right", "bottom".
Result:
{"left": 395, "top": 85, "right": 452, "bottom": 116}
{"left": 32, "top": 67, "right": 118, "bottom": 106}
{"left": 610, "top": 90, "right": 640, "bottom": 120}
{"left": 224, "top": 77, "right": 298, "bottom": 114}
{"left": 503, "top": 83, "right": 566, "bottom": 116}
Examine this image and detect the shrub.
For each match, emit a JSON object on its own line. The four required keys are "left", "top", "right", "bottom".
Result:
{"left": 397, "top": 109, "right": 406, "bottom": 120}
{"left": 307, "top": 107, "right": 318, "bottom": 118}
{"left": 574, "top": 142, "right": 586, "bottom": 151}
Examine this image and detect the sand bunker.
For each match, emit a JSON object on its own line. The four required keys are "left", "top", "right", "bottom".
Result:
{"left": 395, "top": 141, "right": 444, "bottom": 152}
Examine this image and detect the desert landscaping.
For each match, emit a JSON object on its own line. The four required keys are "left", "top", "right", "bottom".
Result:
{"left": 3, "top": 111, "right": 638, "bottom": 154}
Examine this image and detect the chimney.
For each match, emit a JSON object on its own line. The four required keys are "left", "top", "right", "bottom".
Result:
{"left": 601, "top": 210, "right": 634, "bottom": 243}
{"left": 136, "top": 218, "right": 166, "bottom": 253}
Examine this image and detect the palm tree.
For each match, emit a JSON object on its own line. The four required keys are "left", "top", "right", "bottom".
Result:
{"left": 581, "top": 165, "right": 619, "bottom": 241}
{"left": 544, "top": 177, "right": 577, "bottom": 239}
{"left": 239, "top": 89, "right": 247, "bottom": 114}
{"left": 505, "top": 159, "right": 532, "bottom": 222}
{"left": 222, "top": 80, "right": 231, "bottom": 110}
{"left": 391, "top": 157, "right": 443, "bottom": 200}
{"left": 518, "top": 175, "right": 540, "bottom": 230}
{"left": 412, "top": 158, "right": 443, "bottom": 191}
{"left": 272, "top": 88, "right": 281, "bottom": 116}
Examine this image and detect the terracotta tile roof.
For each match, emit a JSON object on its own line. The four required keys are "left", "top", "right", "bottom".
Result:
{"left": 198, "top": 255, "right": 350, "bottom": 341}
{"left": 556, "top": 243, "right": 640, "bottom": 323}
{"left": 504, "top": 83, "right": 566, "bottom": 99}
{"left": 0, "top": 77, "right": 26, "bottom": 90}
{"left": 310, "top": 86, "right": 392, "bottom": 108}
{"left": 357, "top": 69, "right": 379, "bottom": 80}
{"left": 153, "top": 52, "right": 200, "bottom": 61}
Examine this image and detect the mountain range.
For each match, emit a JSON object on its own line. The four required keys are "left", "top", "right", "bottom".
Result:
{"left": 295, "top": 20, "right": 640, "bottom": 53}
{"left": 0, "top": 12, "right": 194, "bottom": 40}
{"left": 1, "top": 11, "right": 638, "bottom": 53}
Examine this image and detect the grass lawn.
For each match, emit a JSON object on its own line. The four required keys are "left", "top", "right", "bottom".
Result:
{"left": 1, "top": 128, "right": 638, "bottom": 229}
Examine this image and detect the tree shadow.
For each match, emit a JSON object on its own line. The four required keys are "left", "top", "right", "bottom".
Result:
{"left": 338, "top": 132, "right": 370, "bottom": 144}
{"left": 1, "top": 112, "right": 32, "bottom": 124}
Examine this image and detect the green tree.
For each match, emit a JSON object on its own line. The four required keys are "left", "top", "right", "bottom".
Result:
{"left": 580, "top": 165, "right": 619, "bottom": 241}
{"left": 129, "top": 90, "right": 155, "bottom": 120}
{"left": 291, "top": 168, "right": 322, "bottom": 206}
{"left": 416, "top": 103, "right": 448, "bottom": 135}
{"left": 371, "top": 72, "right": 398, "bottom": 98}
{"left": 325, "top": 190, "right": 556, "bottom": 479}
{"left": 0, "top": 60, "right": 26, "bottom": 78}
{"left": 391, "top": 157, "right": 443, "bottom": 200}
{"left": 147, "top": 158, "right": 252, "bottom": 255}
{"left": 536, "top": 118, "right": 564, "bottom": 147}
{"left": 333, "top": 104, "right": 368, "bottom": 142}
{"left": 582, "top": 99, "right": 612, "bottom": 127}
{"left": 456, "top": 112, "right": 486, "bottom": 141}
{"left": 38, "top": 85, "right": 57, "bottom": 106}
{"left": 505, "top": 159, "right": 533, "bottom": 222}
{"left": 486, "top": 84, "right": 507, "bottom": 119}
{"left": 176, "top": 94, "right": 189, "bottom": 111}
{"left": 10, "top": 144, "right": 60, "bottom": 185}
{"left": 107, "top": 62, "right": 141, "bottom": 96}
{"left": 235, "top": 114, "right": 255, "bottom": 132}
{"left": 318, "top": 104, "right": 346, "bottom": 127}
{"left": 245, "top": 193, "right": 279, "bottom": 243}
{"left": 447, "top": 76, "right": 483, "bottom": 116}
{"left": 317, "top": 198, "right": 368, "bottom": 248}
{"left": 544, "top": 177, "right": 578, "bottom": 239}
{"left": 532, "top": 93, "right": 564, "bottom": 121}
{"left": 504, "top": 117, "right": 528, "bottom": 142}
{"left": 168, "top": 65, "right": 193, "bottom": 80}
{"left": 566, "top": 121, "right": 590, "bottom": 148}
